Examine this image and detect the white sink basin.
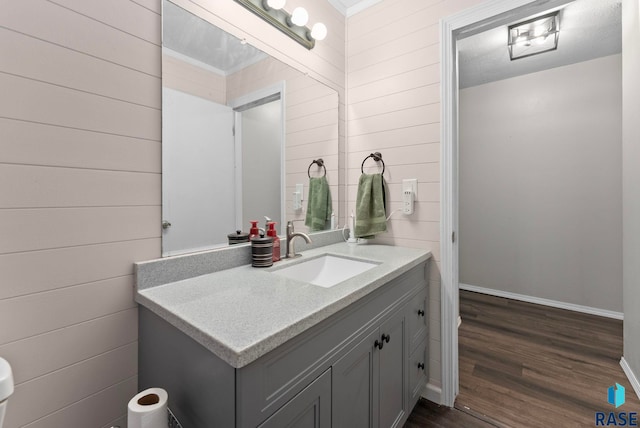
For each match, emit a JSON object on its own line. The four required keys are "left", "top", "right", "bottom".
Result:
{"left": 271, "top": 254, "right": 379, "bottom": 288}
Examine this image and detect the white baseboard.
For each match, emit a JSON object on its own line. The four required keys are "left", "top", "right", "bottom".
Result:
{"left": 620, "top": 357, "right": 640, "bottom": 400}
{"left": 421, "top": 382, "right": 443, "bottom": 404}
{"left": 459, "top": 283, "right": 624, "bottom": 320}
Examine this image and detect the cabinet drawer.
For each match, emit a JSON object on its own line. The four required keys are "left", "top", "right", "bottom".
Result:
{"left": 407, "top": 287, "right": 427, "bottom": 352}
{"left": 408, "top": 337, "right": 428, "bottom": 409}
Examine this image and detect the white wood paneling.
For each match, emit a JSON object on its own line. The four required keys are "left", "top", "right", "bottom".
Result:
{"left": 4, "top": 344, "right": 137, "bottom": 427}
{"left": 0, "top": 73, "right": 160, "bottom": 141}
{"left": 0, "top": 309, "right": 138, "bottom": 384}
{"left": 0, "top": 119, "right": 161, "bottom": 173}
{"left": 348, "top": 46, "right": 438, "bottom": 89}
{"left": 25, "top": 377, "right": 137, "bottom": 428}
{"left": 132, "top": 0, "right": 162, "bottom": 14}
{"left": 0, "top": 0, "right": 160, "bottom": 77}
{"left": 0, "top": 206, "right": 160, "bottom": 254}
{"left": 349, "top": 65, "right": 440, "bottom": 104}
{"left": 0, "top": 0, "right": 344, "bottom": 425}
{"left": 162, "top": 54, "right": 226, "bottom": 104}
{"left": 348, "top": 123, "right": 440, "bottom": 152}
{"left": 47, "top": 0, "right": 162, "bottom": 44}
{"left": 0, "top": 27, "right": 161, "bottom": 109}
{"left": 348, "top": 26, "right": 437, "bottom": 73}
{"left": 349, "top": 85, "right": 439, "bottom": 121}
{"left": 0, "top": 276, "right": 136, "bottom": 345}
{"left": 0, "top": 164, "right": 160, "bottom": 209}
{"left": 0, "top": 1, "right": 160, "bottom": 425}
{"left": 0, "top": 239, "right": 158, "bottom": 299}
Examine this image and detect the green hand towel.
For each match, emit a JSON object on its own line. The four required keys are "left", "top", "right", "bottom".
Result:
{"left": 305, "top": 176, "right": 332, "bottom": 231}
{"left": 355, "top": 173, "right": 387, "bottom": 238}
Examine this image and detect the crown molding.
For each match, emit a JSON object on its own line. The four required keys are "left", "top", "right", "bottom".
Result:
{"left": 326, "top": 0, "right": 382, "bottom": 17}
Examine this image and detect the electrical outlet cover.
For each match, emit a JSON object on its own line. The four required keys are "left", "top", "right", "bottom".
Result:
{"left": 402, "top": 179, "right": 417, "bottom": 198}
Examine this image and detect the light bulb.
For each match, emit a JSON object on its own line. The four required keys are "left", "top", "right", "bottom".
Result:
{"left": 290, "top": 7, "right": 309, "bottom": 26}
{"left": 311, "top": 22, "right": 327, "bottom": 41}
{"left": 534, "top": 35, "right": 547, "bottom": 45}
{"left": 533, "top": 24, "right": 546, "bottom": 38}
{"left": 266, "top": 0, "right": 286, "bottom": 9}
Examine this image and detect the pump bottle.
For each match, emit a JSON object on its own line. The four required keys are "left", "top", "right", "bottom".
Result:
{"left": 266, "top": 222, "right": 280, "bottom": 262}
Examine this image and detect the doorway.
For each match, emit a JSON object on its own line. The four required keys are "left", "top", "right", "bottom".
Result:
{"left": 439, "top": 0, "right": 621, "bottom": 407}
{"left": 229, "top": 83, "right": 285, "bottom": 232}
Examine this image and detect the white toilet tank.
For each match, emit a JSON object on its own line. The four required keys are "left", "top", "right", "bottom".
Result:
{"left": 0, "top": 358, "right": 14, "bottom": 428}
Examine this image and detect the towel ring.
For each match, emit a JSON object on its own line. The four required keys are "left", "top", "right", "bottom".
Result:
{"left": 308, "top": 158, "right": 326, "bottom": 178}
{"left": 361, "top": 152, "right": 385, "bottom": 175}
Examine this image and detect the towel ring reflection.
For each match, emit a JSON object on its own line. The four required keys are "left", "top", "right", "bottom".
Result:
{"left": 308, "top": 158, "right": 326, "bottom": 178}
{"left": 361, "top": 152, "right": 385, "bottom": 175}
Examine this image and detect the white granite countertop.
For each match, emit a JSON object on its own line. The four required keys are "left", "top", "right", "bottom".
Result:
{"left": 135, "top": 242, "right": 431, "bottom": 368}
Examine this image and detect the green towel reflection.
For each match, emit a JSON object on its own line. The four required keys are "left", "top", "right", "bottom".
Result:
{"left": 305, "top": 176, "right": 332, "bottom": 231}
{"left": 355, "top": 173, "right": 387, "bottom": 238}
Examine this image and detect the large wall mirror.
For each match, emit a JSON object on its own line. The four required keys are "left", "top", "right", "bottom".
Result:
{"left": 162, "top": 0, "right": 340, "bottom": 256}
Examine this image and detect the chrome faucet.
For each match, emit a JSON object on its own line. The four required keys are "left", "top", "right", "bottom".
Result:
{"left": 286, "top": 220, "right": 312, "bottom": 258}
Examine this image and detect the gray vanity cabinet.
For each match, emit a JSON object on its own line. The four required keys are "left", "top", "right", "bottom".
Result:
{"left": 139, "top": 261, "right": 429, "bottom": 428}
{"left": 258, "top": 368, "right": 332, "bottom": 428}
{"left": 332, "top": 308, "right": 407, "bottom": 428}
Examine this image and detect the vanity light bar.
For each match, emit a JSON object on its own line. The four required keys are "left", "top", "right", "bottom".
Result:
{"left": 234, "top": 0, "right": 319, "bottom": 50}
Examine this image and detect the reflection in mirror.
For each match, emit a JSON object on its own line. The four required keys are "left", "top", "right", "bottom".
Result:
{"left": 161, "top": 0, "right": 339, "bottom": 256}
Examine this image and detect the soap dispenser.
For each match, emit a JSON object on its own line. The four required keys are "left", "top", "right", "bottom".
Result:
{"left": 249, "top": 220, "right": 260, "bottom": 240}
{"left": 266, "top": 222, "right": 280, "bottom": 262}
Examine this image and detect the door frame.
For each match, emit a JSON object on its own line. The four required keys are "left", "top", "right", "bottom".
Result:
{"left": 229, "top": 81, "right": 286, "bottom": 231}
{"left": 439, "top": 0, "right": 573, "bottom": 407}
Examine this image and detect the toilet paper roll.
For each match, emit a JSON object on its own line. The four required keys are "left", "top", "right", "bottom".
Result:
{"left": 127, "top": 387, "right": 168, "bottom": 428}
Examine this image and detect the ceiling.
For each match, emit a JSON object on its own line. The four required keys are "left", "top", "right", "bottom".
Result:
{"left": 458, "top": 0, "right": 622, "bottom": 88}
{"left": 327, "top": 0, "right": 381, "bottom": 17}
{"left": 164, "top": 0, "right": 621, "bottom": 85}
{"left": 163, "top": 0, "right": 267, "bottom": 74}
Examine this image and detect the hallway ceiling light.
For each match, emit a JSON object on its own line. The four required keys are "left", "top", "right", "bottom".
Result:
{"left": 235, "top": 0, "right": 327, "bottom": 49}
{"left": 508, "top": 11, "right": 560, "bottom": 60}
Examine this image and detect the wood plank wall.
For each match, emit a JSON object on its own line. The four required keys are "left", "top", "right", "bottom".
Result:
{"left": 0, "top": 0, "right": 161, "bottom": 426}
{"left": 346, "top": 0, "right": 484, "bottom": 399}
{"left": 0, "top": 0, "right": 344, "bottom": 426}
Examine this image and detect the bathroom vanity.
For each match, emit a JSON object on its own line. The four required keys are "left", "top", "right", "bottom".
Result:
{"left": 135, "top": 242, "right": 430, "bottom": 428}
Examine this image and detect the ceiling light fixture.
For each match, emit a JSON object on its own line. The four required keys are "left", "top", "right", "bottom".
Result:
{"left": 235, "top": 0, "right": 327, "bottom": 50}
{"left": 508, "top": 11, "right": 560, "bottom": 60}
{"left": 265, "top": 0, "right": 285, "bottom": 10}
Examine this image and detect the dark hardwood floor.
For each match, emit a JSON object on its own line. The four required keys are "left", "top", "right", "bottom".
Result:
{"left": 404, "top": 290, "right": 639, "bottom": 427}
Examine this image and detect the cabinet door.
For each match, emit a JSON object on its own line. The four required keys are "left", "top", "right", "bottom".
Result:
{"left": 332, "top": 328, "right": 379, "bottom": 428}
{"left": 258, "top": 368, "right": 331, "bottom": 428}
{"left": 378, "top": 310, "right": 407, "bottom": 428}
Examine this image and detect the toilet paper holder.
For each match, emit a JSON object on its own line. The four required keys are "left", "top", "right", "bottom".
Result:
{"left": 168, "top": 408, "right": 184, "bottom": 428}
{"left": 111, "top": 407, "right": 183, "bottom": 428}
